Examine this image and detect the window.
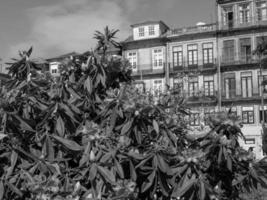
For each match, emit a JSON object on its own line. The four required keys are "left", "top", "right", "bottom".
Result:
{"left": 223, "top": 40, "right": 235, "bottom": 63}
{"left": 189, "top": 77, "right": 199, "bottom": 97}
{"left": 153, "top": 49, "right": 163, "bottom": 68}
{"left": 256, "top": 1, "right": 267, "bottom": 21}
{"left": 203, "top": 43, "right": 213, "bottom": 65}
{"left": 153, "top": 79, "right": 163, "bottom": 94}
{"left": 239, "top": 3, "right": 250, "bottom": 24}
{"left": 204, "top": 76, "right": 214, "bottom": 96}
{"left": 242, "top": 107, "right": 254, "bottom": 124}
{"left": 222, "top": 6, "right": 234, "bottom": 28}
{"left": 190, "top": 113, "right": 200, "bottom": 126}
{"left": 135, "top": 82, "right": 145, "bottom": 93}
{"left": 259, "top": 106, "right": 267, "bottom": 123}
{"left": 227, "top": 106, "right": 237, "bottom": 116}
{"left": 173, "top": 77, "right": 183, "bottom": 91}
{"left": 241, "top": 72, "right": 252, "bottom": 98}
{"left": 240, "top": 38, "right": 251, "bottom": 62}
{"left": 127, "top": 52, "right": 137, "bottom": 71}
{"left": 138, "top": 27, "right": 145, "bottom": 37}
{"left": 173, "top": 46, "right": 183, "bottom": 68}
{"left": 224, "top": 74, "right": 236, "bottom": 99}
{"left": 148, "top": 25, "right": 155, "bottom": 36}
{"left": 245, "top": 138, "right": 256, "bottom": 144}
{"left": 188, "top": 44, "right": 198, "bottom": 66}
{"left": 51, "top": 69, "right": 57, "bottom": 74}
{"left": 204, "top": 108, "right": 215, "bottom": 125}
{"left": 258, "top": 74, "right": 267, "bottom": 95}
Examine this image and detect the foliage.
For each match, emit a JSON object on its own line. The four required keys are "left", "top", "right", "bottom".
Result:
{"left": 0, "top": 30, "right": 267, "bottom": 200}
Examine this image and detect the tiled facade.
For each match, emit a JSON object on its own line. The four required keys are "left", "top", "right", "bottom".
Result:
{"left": 122, "top": 0, "right": 267, "bottom": 159}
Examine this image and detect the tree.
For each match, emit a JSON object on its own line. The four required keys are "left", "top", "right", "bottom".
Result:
{"left": 0, "top": 30, "right": 267, "bottom": 200}
{"left": 253, "top": 37, "right": 267, "bottom": 155}
{"left": 94, "top": 26, "right": 121, "bottom": 56}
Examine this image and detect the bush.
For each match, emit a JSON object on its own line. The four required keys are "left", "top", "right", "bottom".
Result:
{"left": 0, "top": 38, "right": 267, "bottom": 200}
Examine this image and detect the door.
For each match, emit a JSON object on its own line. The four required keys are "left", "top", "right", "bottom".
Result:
{"left": 228, "top": 12, "right": 233, "bottom": 28}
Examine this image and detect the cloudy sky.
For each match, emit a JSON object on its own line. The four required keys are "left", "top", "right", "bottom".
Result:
{"left": 0, "top": 0, "right": 215, "bottom": 62}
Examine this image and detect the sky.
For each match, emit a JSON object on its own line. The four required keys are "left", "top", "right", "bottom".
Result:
{"left": 0, "top": 0, "right": 216, "bottom": 64}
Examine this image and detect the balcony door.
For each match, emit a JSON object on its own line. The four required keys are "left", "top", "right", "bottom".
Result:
{"left": 241, "top": 72, "right": 252, "bottom": 98}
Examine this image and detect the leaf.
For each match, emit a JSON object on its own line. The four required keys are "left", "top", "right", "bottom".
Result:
{"left": 157, "top": 154, "right": 168, "bottom": 173}
{"left": 46, "top": 136, "right": 54, "bottom": 162}
{"left": 13, "top": 115, "right": 35, "bottom": 132}
{"left": 199, "top": 181, "right": 206, "bottom": 200}
{"left": 97, "top": 166, "right": 115, "bottom": 184}
{"left": 85, "top": 76, "right": 92, "bottom": 94}
{"left": 6, "top": 151, "right": 18, "bottom": 178}
{"left": 6, "top": 182, "right": 22, "bottom": 197}
{"left": 0, "top": 181, "right": 4, "bottom": 200}
{"left": 115, "top": 159, "right": 124, "bottom": 179}
{"left": 121, "top": 119, "right": 133, "bottom": 135}
{"left": 89, "top": 163, "right": 97, "bottom": 181}
{"left": 52, "top": 135, "right": 83, "bottom": 151}
{"left": 0, "top": 133, "right": 7, "bottom": 140}
{"left": 172, "top": 175, "right": 196, "bottom": 198}
{"left": 153, "top": 120, "right": 159, "bottom": 134}
{"left": 79, "top": 142, "right": 91, "bottom": 167}
{"left": 227, "top": 155, "right": 232, "bottom": 172}
{"left": 56, "top": 116, "right": 65, "bottom": 137}
{"left": 129, "top": 161, "right": 137, "bottom": 181}
{"left": 141, "top": 170, "right": 155, "bottom": 193}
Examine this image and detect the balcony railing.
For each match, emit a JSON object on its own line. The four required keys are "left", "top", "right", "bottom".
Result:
{"left": 169, "top": 59, "right": 217, "bottom": 73}
{"left": 222, "top": 89, "right": 260, "bottom": 101}
{"left": 131, "top": 64, "right": 166, "bottom": 76}
{"left": 175, "top": 90, "right": 218, "bottom": 103}
{"left": 219, "top": 16, "right": 267, "bottom": 30}
{"left": 221, "top": 55, "right": 259, "bottom": 66}
{"left": 167, "top": 23, "right": 217, "bottom": 37}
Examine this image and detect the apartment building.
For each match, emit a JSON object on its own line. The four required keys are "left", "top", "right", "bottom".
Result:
{"left": 122, "top": 0, "right": 267, "bottom": 159}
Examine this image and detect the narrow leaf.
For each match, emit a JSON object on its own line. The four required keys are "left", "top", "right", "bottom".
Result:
{"left": 97, "top": 166, "right": 115, "bottom": 184}
{"left": 52, "top": 135, "right": 83, "bottom": 151}
{"left": 153, "top": 120, "right": 159, "bottom": 134}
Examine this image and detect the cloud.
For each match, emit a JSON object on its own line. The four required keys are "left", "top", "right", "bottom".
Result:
{"left": 8, "top": 0, "right": 132, "bottom": 59}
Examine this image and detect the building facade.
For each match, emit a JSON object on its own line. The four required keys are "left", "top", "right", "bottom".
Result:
{"left": 122, "top": 0, "right": 267, "bottom": 159}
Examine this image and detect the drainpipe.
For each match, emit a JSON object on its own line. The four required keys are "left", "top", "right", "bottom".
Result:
{"left": 215, "top": 0, "right": 222, "bottom": 112}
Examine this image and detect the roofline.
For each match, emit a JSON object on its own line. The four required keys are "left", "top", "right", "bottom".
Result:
{"left": 130, "top": 21, "right": 170, "bottom": 29}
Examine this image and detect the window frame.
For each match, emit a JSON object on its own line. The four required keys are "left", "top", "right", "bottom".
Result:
{"left": 148, "top": 25, "right": 155, "bottom": 36}
{"left": 138, "top": 27, "right": 145, "bottom": 37}
{"left": 202, "top": 43, "right": 214, "bottom": 65}
{"left": 223, "top": 40, "right": 235, "bottom": 63}
{"left": 188, "top": 76, "right": 199, "bottom": 97}
{"left": 238, "top": 3, "right": 250, "bottom": 24}
{"left": 241, "top": 72, "right": 253, "bottom": 98}
{"left": 242, "top": 107, "right": 254, "bottom": 124}
{"left": 152, "top": 48, "right": 164, "bottom": 69}
{"left": 256, "top": 1, "right": 267, "bottom": 21}
{"left": 187, "top": 44, "right": 198, "bottom": 66}
{"left": 173, "top": 46, "right": 183, "bottom": 68}
{"left": 153, "top": 79, "right": 163, "bottom": 94}
{"left": 127, "top": 51, "right": 138, "bottom": 71}
{"left": 204, "top": 76, "right": 214, "bottom": 97}
{"left": 189, "top": 113, "right": 200, "bottom": 126}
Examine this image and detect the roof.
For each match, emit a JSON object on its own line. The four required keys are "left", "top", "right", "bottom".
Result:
{"left": 130, "top": 20, "right": 170, "bottom": 30}
{"left": 216, "top": 0, "right": 245, "bottom": 4}
{"left": 46, "top": 51, "right": 80, "bottom": 62}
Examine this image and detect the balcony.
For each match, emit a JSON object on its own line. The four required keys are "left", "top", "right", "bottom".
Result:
{"left": 169, "top": 60, "right": 217, "bottom": 74}
{"left": 222, "top": 89, "right": 261, "bottom": 104}
{"left": 167, "top": 23, "right": 217, "bottom": 37}
{"left": 221, "top": 56, "right": 258, "bottom": 66}
{"left": 176, "top": 90, "right": 218, "bottom": 105}
{"left": 219, "top": 16, "right": 267, "bottom": 31}
{"left": 131, "top": 64, "right": 165, "bottom": 77}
